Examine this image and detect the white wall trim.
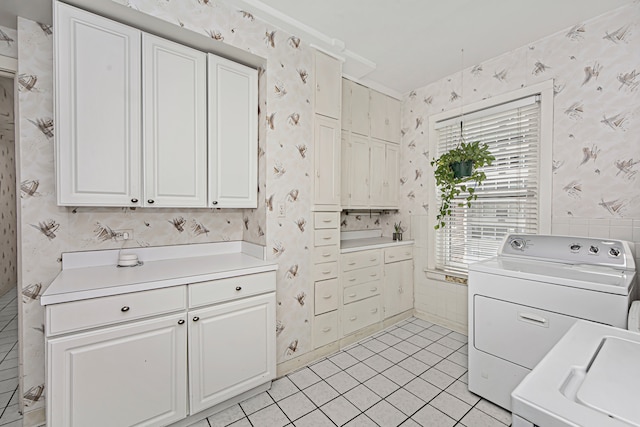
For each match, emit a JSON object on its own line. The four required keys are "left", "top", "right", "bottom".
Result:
{"left": 0, "top": 54, "right": 17, "bottom": 75}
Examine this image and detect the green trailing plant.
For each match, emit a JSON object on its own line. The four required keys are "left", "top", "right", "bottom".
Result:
{"left": 394, "top": 222, "right": 403, "bottom": 233}
{"left": 430, "top": 140, "right": 495, "bottom": 229}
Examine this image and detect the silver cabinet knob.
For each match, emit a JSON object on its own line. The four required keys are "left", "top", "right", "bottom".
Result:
{"left": 235, "top": 286, "right": 242, "bottom": 291}
{"left": 193, "top": 316, "right": 200, "bottom": 322}
{"left": 212, "top": 201, "right": 218, "bottom": 205}
{"left": 178, "top": 319, "right": 185, "bottom": 325}
{"left": 121, "top": 306, "right": 130, "bottom": 312}
{"left": 131, "top": 198, "right": 138, "bottom": 203}
{"left": 147, "top": 199, "right": 155, "bottom": 204}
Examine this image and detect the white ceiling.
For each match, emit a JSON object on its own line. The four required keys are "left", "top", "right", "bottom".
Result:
{"left": 241, "top": 0, "right": 636, "bottom": 96}
{"left": 0, "top": 0, "right": 635, "bottom": 97}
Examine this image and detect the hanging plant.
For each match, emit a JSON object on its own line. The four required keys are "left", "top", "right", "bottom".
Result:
{"left": 430, "top": 141, "right": 495, "bottom": 229}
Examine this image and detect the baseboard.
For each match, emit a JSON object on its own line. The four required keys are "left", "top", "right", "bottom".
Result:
{"left": 23, "top": 407, "right": 45, "bottom": 427}
{"left": 414, "top": 310, "right": 467, "bottom": 335}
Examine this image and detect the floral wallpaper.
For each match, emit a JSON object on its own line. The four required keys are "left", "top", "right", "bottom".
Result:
{"left": 400, "top": 4, "right": 640, "bottom": 227}
{"left": 16, "top": 1, "right": 316, "bottom": 422}
{"left": 0, "top": 76, "right": 16, "bottom": 297}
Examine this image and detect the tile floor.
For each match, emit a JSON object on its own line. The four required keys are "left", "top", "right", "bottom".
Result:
{"left": 0, "top": 290, "right": 512, "bottom": 427}
{"left": 0, "top": 288, "right": 21, "bottom": 427}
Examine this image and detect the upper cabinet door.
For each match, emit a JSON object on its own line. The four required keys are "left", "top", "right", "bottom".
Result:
{"left": 350, "top": 82, "right": 370, "bottom": 137}
{"left": 370, "top": 91, "right": 401, "bottom": 143}
{"left": 208, "top": 54, "right": 258, "bottom": 208}
{"left": 384, "top": 143, "right": 399, "bottom": 207}
{"left": 55, "top": 2, "right": 142, "bottom": 207}
{"left": 369, "top": 139, "right": 386, "bottom": 207}
{"left": 143, "top": 34, "right": 207, "bottom": 208}
{"left": 387, "top": 97, "right": 401, "bottom": 144}
{"left": 314, "top": 51, "right": 341, "bottom": 119}
{"left": 314, "top": 115, "right": 341, "bottom": 208}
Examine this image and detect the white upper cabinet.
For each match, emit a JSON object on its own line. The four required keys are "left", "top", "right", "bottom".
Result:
{"left": 55, "top": 2, "right": 258, "bottom": 208}
{"left": 143, "top": 34, "right": 207, "bottom": 207}
{"left": 342, "top": 79, "right": 370, "bottom": 136}
{"left": 343, "top": 133, "right": 370, "bottom": 209}
{"left": 55, "top": 2, "right": 142, "bottom": 207}
{"left": 370, "top": 91, "right": 401, "bottom": 144}
{"left": 314, "top": 51, "right": 342, "bottom": 120}
{"left": 383, "top": 143, "right": 399, "bottom": 207}
{"left": 369, "top": 140, "right": 386, "bottom": 207}
{"left": 208, "top": 54, "right": 258, "bottom": 208}
{"left": 314, "top": 115, "right": 341, "bottom": 207}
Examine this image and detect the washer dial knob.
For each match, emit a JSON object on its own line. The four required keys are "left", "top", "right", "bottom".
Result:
{"left": 608, "top": 247, "right": 621, "bottom": 257}
{"left": 589, "top": 245, "right": 599, "bottom": 254}
{"left": 569, "top": 243, "right": 581, "bottom": 252}
{"left": 510, "top": 238, "right": 526, "bottom": 251}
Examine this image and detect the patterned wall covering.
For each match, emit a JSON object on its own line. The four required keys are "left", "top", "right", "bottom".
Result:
{"left": 0, "top": 77, "right": 16, "bottom": 297}
{"left": 0, "top": 25, "right": 17, "bottom": 58}
{"left": 16, "top": 1, "right": 315, "bottom": 420}
{"left": 400, "top": 4, "right": 640, "bottom": 229}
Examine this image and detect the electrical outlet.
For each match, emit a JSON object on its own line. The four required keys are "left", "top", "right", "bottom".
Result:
{"left": 114, "top": 229, "right": 133, "bottom": 241}
{"left": 277, "top": 202, "right": 286, "bottom": 218}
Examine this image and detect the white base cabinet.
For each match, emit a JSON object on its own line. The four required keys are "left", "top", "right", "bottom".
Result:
{"left": 188, "top": 293, "right": 275, "bottom": 414}
{"left": 384, "top": 246, "right": 414, "bottom": 318}
{"left": 45, "top": 271, "right": 276, "bottom": 427}
{"left": 47, "top": 313, "right": 188, "bottom": 427}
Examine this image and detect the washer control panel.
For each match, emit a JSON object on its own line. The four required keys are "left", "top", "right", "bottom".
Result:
{"left": 501, "top": 234, "right": 632, "bottom": 268}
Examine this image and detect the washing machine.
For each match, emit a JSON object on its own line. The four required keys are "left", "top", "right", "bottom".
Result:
{"left": 468, "top": 234, "right": 637, "bottom": 411}
{"left": 512, "top": 320, "right": 640, "bottom": 427}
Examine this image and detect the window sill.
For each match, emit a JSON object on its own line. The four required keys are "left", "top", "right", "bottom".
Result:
{"left": 423, "top": 268, "right": 468, "bottom": 286}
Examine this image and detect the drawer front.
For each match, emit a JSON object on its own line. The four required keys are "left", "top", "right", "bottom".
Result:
{"left": 314, "top": 262, "right": 338, "bottom": 282}
{"left": 189, "top": 271, "right": 276, "bottom": 308}
{"left": 341, "top": 265, "right": 382, "bottom": 287}
{"left": 474, "top": 295, "right": 579, "bottom": 370}
{"left": 314, "top": 311, "right": 338, "bottom": 348}
{"left": 47, "top": 286, "right": 186, "bottom": 336}
{"left": 343, "top": 281, "right": 381, "bottom": 305}
{"left": 314, "top": 229, "right": 340, "bottom": 247}
{"left": 313, "top": 245, "right": 339, "bottom": 264}
{"left": 342, "top": 296, "right": 381, "bottom": 335}
{"left": 314, "top": 212, "right": 339, "bottom": 229}
{"left": 315, "top": 279, "right": 338, "bottom": 315}
{"left": 341, "top": 249, "right": 381, "bottom": 272}
{"left": 384, "top": 246, "right": 413, "bottom": 263}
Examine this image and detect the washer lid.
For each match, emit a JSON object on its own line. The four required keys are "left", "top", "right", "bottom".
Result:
{"left": 512, "top": 321, "right": 640, "bottom": 427}
{"left": 576, "top": 337, "right": 640, "bottom": 426}
{"left": 470, "top": 257, "right": 635, "bottom": 295}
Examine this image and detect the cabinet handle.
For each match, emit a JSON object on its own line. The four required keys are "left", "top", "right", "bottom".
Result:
{"left": 370, "top": 258, "right": 377, "bottom": 261}
{"left": 370, "top": 287, "right": 377, "bottom": 292}
{"left": 347, "top": 293, "right": 356, "bottom": 298}
{"left": 323, "top": 294, "right": 332, "bottom": 299}
{"left": 322, "top": 253, "right": 331, "bottom": 257}
{"left": 322, "top": 270, "right": 331, "bottom": 274}
{"left": 235, "top": 286, "right": 242, "bottom": 291}
{"left": 323, "top": 219, "right": 332, "bottom": 223}
{"left": 121, "top": 306, "right": 130, "bottom": 312}
{"left": 323, "top": 237, "right": 332, "bottom": 240}
{"left": 178, "top": 319, "right": 185, "bottom": 325}
{"left": 389, "top": 255, "right": 395, "bottom": 259}
{"left": 212, "top": 201, "right": 218, "bottom": 205}
{"left": 322, "top": 327, "right": 331, "bottom": 332}
{"left": 131, "top": 198, "right": 138, "bottom": 203}
{"left": 147, "top": 199, "right": 155, "bottom": 204}
{"left": 348, "top": 278, "right": 356, "bottom": 282}
{"left": 405, "top": 252, "right": 411, "bottom": 256}
{"left": 371, "top": 308, "right": 378, "bottom": 314}
{"left": 193, "top": 316, "right": 200, "bottom": 322}
{"left": 348, "top": 262, "right": 356, "bottom": 265}
{"left": 370, "top": 273, "right": 377, "bottom": 277}
{"left": 349, "top": 316, "right": 357, "bottom": 321}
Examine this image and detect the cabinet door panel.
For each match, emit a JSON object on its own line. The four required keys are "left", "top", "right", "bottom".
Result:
{"left": 384, "top": 259, "right": 414, "bottom": 318}
{"left": 208, "top": 54, "right": 258, "bottom": 208}
{"left": 143, "top": 34, "right": 207, "bottom": 207}
{"left": 350, "top": 82, "right": 370, "bottom": 136}
{"left": 349, "top": 134, "right": 370, "bottom": 208}
{"left": 314, "top": 116, "right": 341, "bottom": 207}
{"left": 369, "top": 90, "right": 387, "bottom": 142}
{"left": 47, "top": 314, "right": 187, "bottom": 427}
{"left": 189, "top": 293, "right": 276, "bottom": 413}
{"left": 315, "top": 51, "right": 341, "bottom": 119}
{"left": 369, "top": 140, "right": 386, "bottom": 207}
{"left": 387, "top": 97, "right": 402, "bottom": 143}
{"left": 55, "top": 2, "right": 141, "bottom": 206}
{"left": 341, "top": 131, "right": 351, "bottom": 207}
{"left": 384, "top": 143, "right": 399, "bottom": 207}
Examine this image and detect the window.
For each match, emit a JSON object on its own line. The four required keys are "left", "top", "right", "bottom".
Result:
{"left": 427, "top": 82, "right": 552, "bottom": 275}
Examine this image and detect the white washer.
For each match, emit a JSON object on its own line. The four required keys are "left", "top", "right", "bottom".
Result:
{"left": 512, "top": 320, "right": 640, "bottom": 427}
{"left": 468, "top": 234, "right": 636, "bottom": 411}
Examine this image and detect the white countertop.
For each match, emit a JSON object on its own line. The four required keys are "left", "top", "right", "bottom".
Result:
{"left": 340, "top": 230, "right": 414, "bottom": 253}
{"left": 42, "top": 242, "right": 277, "bottom": 305}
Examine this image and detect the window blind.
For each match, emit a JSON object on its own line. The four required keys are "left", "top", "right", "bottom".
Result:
{"left": 434, "top": 95, "right": 541, "bottom": 274}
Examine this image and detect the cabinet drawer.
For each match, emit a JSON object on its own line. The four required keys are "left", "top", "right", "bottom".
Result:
{"left": 314, "top": 311, "right": 338, "bottom": 348}
{"left": 385, "top": 246, "right": 413, "bottom": 263}
{"left": 189, "top": 271, "right": 276, "bottom": 309}
{"left": 315, "top": 279, "right": 338, "bottom": 315}
{"left": 314, "top": 212, "right": 339, "bottom": 229}
{"left": 46, "top": 286, "right": 186, "bottom": 336}
{"left": 313, "top": 245, "right": 339, "bottom": 264}
{"left": 341, "top": 265, "right": 382, "bottom": 287}
{"left": 341, "top": 249, "right": 381, "bottom": 272}
{"left": 314, "top": 262, "right": 338, "bottom": 282}
{"left": 343, "top": 281, "right": 381, "bottom": 305}
{"left": 314, "top": 229, "right": 340, "bottom": 247}
{"left": 342, "top": 296, "right": 381, "bottom": 335}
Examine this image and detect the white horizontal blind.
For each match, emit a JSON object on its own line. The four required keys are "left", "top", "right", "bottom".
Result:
{"left": 435, "top": 96, "right": 541, "bottom": 274}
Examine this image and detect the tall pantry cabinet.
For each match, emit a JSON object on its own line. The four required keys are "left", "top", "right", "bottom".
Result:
{"left": 54, "top": 1, "right": 258, "bottom": 209}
